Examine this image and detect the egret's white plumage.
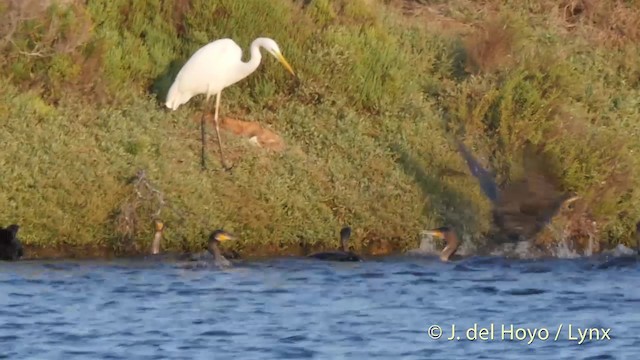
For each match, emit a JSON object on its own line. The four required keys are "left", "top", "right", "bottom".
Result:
{"left": 165, "top": 37, "right": 295, "bottom": 170}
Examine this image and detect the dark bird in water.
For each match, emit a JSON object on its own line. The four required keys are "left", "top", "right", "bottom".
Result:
{"left": 173, "top": 229, "right": 237, "bottom": 268}
{"left": 595, "top": 221, "right": 640, "bottom": 269}
{"left": 423, "top": 226, "right": 460, "bottom": 262}
{"left": 0, "top": 224, "right": 24, "bottom": 261}
{"left": 308, "top": 226, "right": 361, "bottom": 262}
{"left": 455, "top": 140, "right": 578, "bottom": 242}
{"left": 146, "top": 227, "right": 236, "bottom": 267}
{"left": 193, "top": 229, "right": 236, "bottom": 267}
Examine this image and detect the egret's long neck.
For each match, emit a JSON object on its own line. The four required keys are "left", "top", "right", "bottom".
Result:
{"left": 236, "top": 38, "right": 266, "bottom": 81}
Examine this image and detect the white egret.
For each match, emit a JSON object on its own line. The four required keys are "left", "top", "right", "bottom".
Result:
{"left": 165, "top": 37, "right": 296, "bottom": 170}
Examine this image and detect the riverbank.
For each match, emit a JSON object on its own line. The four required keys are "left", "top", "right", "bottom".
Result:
{"left": 21, "top": 233, "right": 408, "bottom": 260}
{"left": 2, "top": 0, "right": 640, "bottom": 257}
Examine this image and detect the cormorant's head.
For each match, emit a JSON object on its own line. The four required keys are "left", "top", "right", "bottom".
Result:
{"left": 424, "top": 226, "right": 451, "bottom": 239}
{"left": 5, "top": 224, "right": 19, "bottom": 238}
{"left": 208, "top": 229, "right": 235, "bottom": 245}
{"left": 206, "top": 229, "right": 235, "bottom": 256}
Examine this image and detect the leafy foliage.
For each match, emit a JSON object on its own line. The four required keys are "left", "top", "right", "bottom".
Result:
{"left": 1, "top": 0, "right": 639, "bottom": 256}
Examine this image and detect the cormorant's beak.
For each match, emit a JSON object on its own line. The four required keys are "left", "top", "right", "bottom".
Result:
{"left": 216, "top": 232, "right": 235, "bottom": 242}
{"left": 425, "top": 229, "right": 445, "bottom": 239}
{"left": 275, "top": 52, "right": 296, "bottom": 77}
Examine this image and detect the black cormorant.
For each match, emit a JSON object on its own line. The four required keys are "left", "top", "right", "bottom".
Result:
{"left": 308, "top": 226, "right": 361, "bottom": 262}
{"left": 0, "top": 224, "right": 24, "bottom": 261}
{"left": 194, "top": 229, "right": 236, "bottom": 267}
{"left": 146, "top": 227, "right": 236, "bottom": 267}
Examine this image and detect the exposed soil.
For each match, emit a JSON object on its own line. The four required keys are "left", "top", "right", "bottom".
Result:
{"left": 196, "top": 114, "right": 286, "bottom": 152}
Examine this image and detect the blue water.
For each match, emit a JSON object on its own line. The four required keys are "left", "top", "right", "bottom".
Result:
{"left": 1, "top": 255, "right": 638, "bottom": 359}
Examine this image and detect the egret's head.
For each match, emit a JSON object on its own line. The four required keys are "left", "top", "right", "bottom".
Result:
{"left": 260, "top": 38, "right": 296, "bottom": 76}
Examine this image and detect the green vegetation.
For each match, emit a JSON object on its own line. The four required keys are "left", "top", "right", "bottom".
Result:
{"left": 1, "top": 0, "right": 639, "bottom": 257}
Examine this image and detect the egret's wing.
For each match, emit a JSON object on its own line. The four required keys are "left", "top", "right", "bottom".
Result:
{"left": 175, "top": 38, "right": 243, "bottom": 95}
{"left": 455, "top": 140, "right": 499, "bottom": 203}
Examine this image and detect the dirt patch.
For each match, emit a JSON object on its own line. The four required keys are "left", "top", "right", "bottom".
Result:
{"left": 463, "top": 17, "right": 517, "bottom": 74}
{"left": 387, "top": 0, "right": 473, "bottom": 35}
{"left": 197, "top": 114, "right": 286, "bottom": 152}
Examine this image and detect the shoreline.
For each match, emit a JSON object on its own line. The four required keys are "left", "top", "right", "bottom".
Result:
{"left": 19, "top": 236, "right": 409, "bottom": 261}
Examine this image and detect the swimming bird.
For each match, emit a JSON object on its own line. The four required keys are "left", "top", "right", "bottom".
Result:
{"left": 308, "top": 226, "right": 361, "bottom": 262}
{"left": 423, "top": 226, "right": 460, "bottom": 262}
{"left": 0, "top": 224, "right": 24, "bottom": 261}
{"left": 595, "top": 221, "right": 640, "bottom": 269}
{"left": 144, "top": 227, "right": 236, "bottom": 268}
{"left": 456, "top": 140, "right": 578, "bottom": 242}
{"left": 165, "top": 37, "right": 296, "bottom": 171}
{"left": 182, "top": 229, "right": 237, "bottom": 268}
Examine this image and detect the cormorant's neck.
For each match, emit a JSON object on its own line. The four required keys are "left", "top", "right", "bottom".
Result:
{"left": 635, "top": 222, "right": 640, "bottom": 255}
{"left": 440, "top": 231, "right": 460, "bottom": 261}
{"left": 151, "top": 232, "right": 162, "bottom": 255}
{"left": 340, "top": 237, "right": 349, "bottom": 252}
{"left": 208, "top": 241, "right": 225, "bottom": 261}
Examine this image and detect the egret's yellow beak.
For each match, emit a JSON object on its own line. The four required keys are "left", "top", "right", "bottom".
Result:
{"left": 155, "top": 220, "right": 164, "bottom": 232}
{"left": 425, "top": 229, "right": 444, "bottom": 239}
{"left": 275, "top": 52, "right": 295, "bottom": 76}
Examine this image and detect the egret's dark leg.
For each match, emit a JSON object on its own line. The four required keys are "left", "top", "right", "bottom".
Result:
{"left": 200, "top": 97, "right": 211, "bottom": 171}
{"left": 213, "top": 91, "right": 231, "bottom": 171}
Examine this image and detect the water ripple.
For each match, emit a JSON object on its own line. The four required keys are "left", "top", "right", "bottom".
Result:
{"left": 0, "top": 256, "right": 637, "bottom": 359}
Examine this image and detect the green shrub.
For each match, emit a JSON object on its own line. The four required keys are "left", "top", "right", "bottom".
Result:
{"left": 1, "top": 0, "right": 639, "bottom": 256}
